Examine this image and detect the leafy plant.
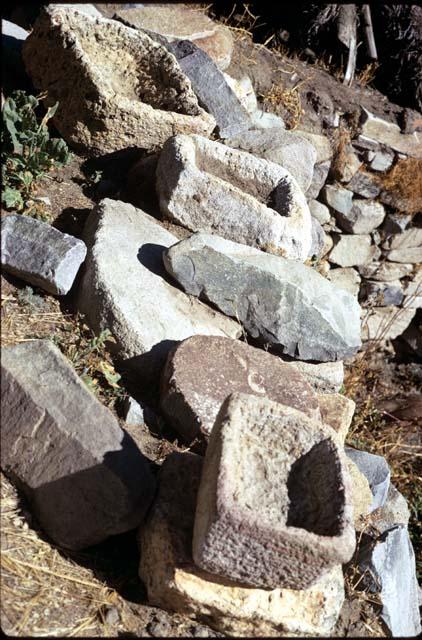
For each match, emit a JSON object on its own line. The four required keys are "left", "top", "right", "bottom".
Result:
{"left": 1, "top": 90, "right": 71, "bottom": 211}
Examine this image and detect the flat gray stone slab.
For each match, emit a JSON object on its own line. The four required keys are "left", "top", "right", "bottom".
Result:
{"left": 193, "top": 393, "right": 356, "bottom": 590}
{"left": 77, "top": 200, "right": 240, "bottom": 385}
{"left": 1, "top": 214, "right": 87, "bottom": 295}
{"left": 335, "top": 200, "right": 385, "bottom": 234}
{"left": 163, "top": 232, "right": 362, "bottom": 362}
{"left": 329, "top": 234, "right": 381, "bottom": 267}
{"left": 345, "top": 447, "right": 390, "bottom": 511}
{"left": 160, "top": 335, "right": 320, "bottom": 441}
{"left": 1, "top": 339, "right": 156, "bottom": 550}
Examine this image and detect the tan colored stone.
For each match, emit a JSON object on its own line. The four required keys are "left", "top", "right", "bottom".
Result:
{"left": 318, "top": 393, "right": 355, "bottom": 443}
{"left": 23, "top": 6, "right": 215, "bottom": 155}
{"left": 139, "top": 452, "right": 345, "bottom": 637}
{"left": 361, "top": 108, "right": 422, "bottom": 159}
{"left": 346, "top": 459, "right": 373, "bottom": 528}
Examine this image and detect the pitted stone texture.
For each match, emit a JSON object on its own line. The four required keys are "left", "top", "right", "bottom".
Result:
{"left": 279, "top": 359, "right": 344, "bottom": 394}
{"left": 1, "top": 340, "right": 156, "bottom": 550}
{"left": 164, "top": 233, "right": 362, "bottom": 362}
{"left": 22, "top": 6, "right": 215, "bottom": 155}
{"left": 160, "top": 335, "right": 320, "bottom": 442}
{"left": 362, "top": 306, "right": 416, "bottom": 341}
{"left": 113, "top": 4, "right": 233, "bottom": 70}
{"left": 1, "top": 214, "right": 86, "bottom": 295}
{"left": 317, "top": 393, "right": 355, "bottom": 443}
{"left": 193, "top": 394, "right": 356, "bottom": 590}
{"left": 335, "top": 200, "right": 386, "bottom": 234}
{"left": 327, "top": 268, "right": 361, "bottom": 297}
{"left": 345, "top": 447, "right": 390, "bottom": 512}
{"left": 139, "top": 452, "right": 345, "bottom": 637}
{"left": 156, "top": 134, "right": 312, "bottom": 261}
{"left": 358, "top": 261, "right": 414, "bottom": 282}
{"left": 77, "top": 200, "right": 240, "bottom": 384}
{"left": 225, "top": 127, "right": 317, "bottom": 192}
{"left": 329, "top": 234, "right": 381, "bottom": 267}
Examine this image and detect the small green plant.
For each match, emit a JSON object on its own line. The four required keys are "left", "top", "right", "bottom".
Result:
{"left": 1, "top": 90, "right": 71, "bottom": 211}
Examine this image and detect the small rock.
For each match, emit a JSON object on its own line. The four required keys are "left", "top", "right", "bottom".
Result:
{"left": 382, "top": 213, "right": 412, "bottom": 234}
{"left": 382, "top": 228, "right": 422, "bottom": 252}
{"left": 309, "top": 199, "right": 330, "bottom": 225}
{"left": 336, "top": 146, "right": 362, "bottom": 183}
{"left": 249, "top": 109, "right": 286, "bottom": 130}
{"left": 1, "top": 214, "right": 87, "bottom": 296}
{"left": 306, "top": 160, "right": 331, "bottom": 199}
{"left": 385, "top": 247, "right": 422, "bottom": 264}
{"left": 335, "top": 199, "right": 385, "bottom": 234}
{"left": 160, "top": 335, "right": 320, "bottom": 442}
{"left": 1, "top": 340, "right": 156, "bottom": 550}
{"left": 295, "top": 130, "right": 333, "bottom": 163}
{"left": 346, "top": 459, "right": 373, "bottom": 527}
{"left": 223, "top": 73, "right": 257, "bottom": 113}
{"left": 277, "top": 359, "right": 344, "bottom": 394}
{"left": 369, "top": 149, "right": 395, "bottom": 172}
{"left": 360, "top": 107, "right": 422, "bottom": 159}
{"left": 329, "top": 234, "right": 381, "bottom": 267}
{"left": 360, "top": 280, "right": 404, "bottom": 307}
{"left": 139, "top": 452, "right": 346, "bottom": 637}
{"left": 123, "top": 396, "right": 157, "bottom": 428}
{"left": 104, "top": 606, "right": 120, "bottom": 626}
{"left": 358, "top": 261, "right": 414, "bottom": 282}
{"left": 368, "top": 484, "right": 410, "bottom": 534}
{"left": 157, "top": 134, "right": 312, "bottom": 261}
{"left": 346, "top": 169, "right": 381, "bottom": 198}
{"left": 193, "top": 394, "right": 355, "bottom": 589}
{"left": 317, "top": 393, "right": 355, "bottom": 443}
{"left": 309, "top": 217, "right": 325, "bottom": 258}
{"left": 362, "top": 306, "right": 416, "bottom": 341}
{"left": 400, "top": 107, "right": 422, "bottom": 135}
{"left": 358, "top": 525, "right": 421, "bottom": 636}
{"left": 327, "top": 267, "right": 361, "bottom": 296}
{"left": 164, "top": 232, "right": 362, "bottom": 362}
{"left": 345, "top": 447, "right": 390, "bottom": 511}
{"left": 322, "top": 185, "right": 354, "bottom": 216}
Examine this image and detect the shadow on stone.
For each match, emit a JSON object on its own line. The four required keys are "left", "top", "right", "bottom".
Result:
{"left": 137, "top": 243, "right": 175, "bottom": 285}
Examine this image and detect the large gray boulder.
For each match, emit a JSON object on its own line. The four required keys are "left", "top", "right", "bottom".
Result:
{"left": 1, "top": 214, "right": 87, "bottom": 295}
{"left": 1, "top": 340, "right": 156, "bottom": 550}
{"left": 77, "top": 200, "right": 240, "bottom": 384}
{"left": 163, "top": 232, "right": 362, "bottom": 362}
{"left": 192, "top": 393, "right": 356, "bottom": 590}
{"left": 22, "top": 6, "right": 215, "bottom": 155}
{"left": 156, "top": 134, "right": 313, "bottom": 261}
{"left": 160, "top": 335, "right": 321, "bottom": 442}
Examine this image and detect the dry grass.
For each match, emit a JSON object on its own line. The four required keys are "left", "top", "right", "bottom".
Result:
{"left": 380, "top": 157, "right": 422, "bottom": 215}
{"left": 355, "top": 62, "right": 380, "bottom": 88}
{"left": 259, "top": 82, "right": 304, "bottom": 130}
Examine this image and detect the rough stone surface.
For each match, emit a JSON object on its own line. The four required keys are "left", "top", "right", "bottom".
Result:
{"left": 193, "top": 394, "right": 356, "bottom": 590}
{"left": 309, "top": 199, "right": 330, "bottom": 225}
{"left": 345, "top": 447, "right": 390, "bottom": 512}
{"left": 360, "top": 107, "right": 422, "bottom": 159}
{"left": 309, "top": 217, "right": 325, "bottom": 258}
{"left": 139, "top": 452, "right": 346, "bottom": 637}
{"left": 306, "top": 160, "right": 331, "bottom": 200}
{"left": 360, "top": 280, "right": 404, "bottom": 307}
{"left": 1, "top": 340, "right": 156, "bottom": 550}
{"left": 327, "top": 268, "right": 361, "bottom": 297}
{"left": 123, "top": 396, "right": 157, "bottom": 428}
{"left": 225, "top": 127, "right": 317, "bottom": 192}
{"left": 22, "top": 6, "right": 215, "bottom": 155}
{"left": 382, "top": 212, "right": 412, "bottom": 234}
{"left": 295, "top": 130, "right": 333, "bottom": 164}
{"left": 383, "top": 228, "right": 422, "bottom": 252}
{"left": 77, "top": 200, "right": 240, "bottom": 384}
{"left": 336, "top": 146, "right": 362, "bottom": 183}
{"left": 1, "top": 214, "right": 87, "bottom": 295}
{"left": 164, "top": 233, "right": 362, "bottom": 362}
{"left": 329, "top": 234, "right": 381, "bottom": 267}
{"left": 113, "top": 4, "right": 233, "bottom": 70}
{"left": 160, "top": 335, "right": 320, "bottom": 442}
{"left": 359, "top": 525, "right": 421, "bottom": 637}
{"left": 362, "top": 306, "right": 416, "bottom": 341}
{"left": 167, "top": 40, "right": 251, "bottom": 139}
{"left": 51, "top": 3, "right": 102, "bottom": 18}
{"left": 385, "top": 247, "right": 422, "bottom": 264}
{"left": 358, "top": 261, "right": 414, "bottom": 282}
{"left": 157, "top": 134, "right": 312, "bottom": 261}
{"left": 335, "top": 200, "right": 385, "bottom": 234}
{"left": 369, "top": 149, "right": 395, "bottom": 172}
{"left": 322, "top": 185, "right": 353, "bottom": 216}
{"left": 346, "top": 459, "right": 373, "bottom": 527}
{"left": 317, "top": 393, "right": 355, "bottom": 443}
{"left": 369, "top": 484, "right": 410, "bottom": 535}
{"left": 279, "top": 360, "right": 344, "bottom": 394}
{"left": 346, "top": 170, "right": 381, "bottom": 198}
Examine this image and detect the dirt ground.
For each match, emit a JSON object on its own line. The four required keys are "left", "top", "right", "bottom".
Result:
{"left": 1, "top": 18, "right": 421, "bottom": 639}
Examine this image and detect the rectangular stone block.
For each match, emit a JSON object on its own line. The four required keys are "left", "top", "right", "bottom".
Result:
{"left": 192, "top": 393, "right": 356, "bottom": 590}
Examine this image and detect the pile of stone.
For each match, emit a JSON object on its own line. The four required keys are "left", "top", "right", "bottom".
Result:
{"left": 1, "top": 4, "right": 421, "bottom": 638}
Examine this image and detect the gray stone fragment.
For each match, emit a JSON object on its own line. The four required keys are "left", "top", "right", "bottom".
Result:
{"left": 360, "top": 107, "right": 422, "bottom": 159}
{"left": 360, "top": 280, "right": 404, "bottom": 307}
{"left": 335, "top": 200, "right": 385, "bottom": 234}
{"left": 382, "top": 228, "right": 422, "bottom": 251}
{"left": 346, "top": 170, "right": 381, "bottom": 198}
{"left": 322, "top": 185, "right": 353, "bottom": 216}
{"left": 309, "top": 200, "right": 330, "bottom": 225}
{"left": 329, "top": 234, "right": 381, "bottom": 267}
{"left": 369, "top": 149, "right": 394, "bottom": 172}
{"left": 1, "top": 340, "right": 156, "bottom": 550}
{"left": 123, "top": 396, "right": 157, "bottom": 428}
{"left": 306, "top": 160, "right": 331, "bottom": 200}
{"left": 77, "top": 200, "right": 240, "bottom": 385}
{"left": 369, "top": 484, "right": 410, "bottom": 534}
{"left": 385, "top": 247, "right": 422, "bottom": 264}
{"left": 359, "top": 525, "right": 421, "bottom": 637}
{"left": 193, "top": 393, "right": 356, "bottom": 590}
{"left": 225, "top": 127, "right": 317, "bottom": 192}
{"left": 358, "top": 261, "right": 414, "bottom": 282}
{"left": 164, "top": 232, "right": 362, "bottom": 362}
{"left": 327, "top": 268, "right": 361, "bottom": 297}
{"left": 167, "top": 39, "right": 251, "bottom": 138}
{"left": 1, "top": 214, "right": 87, "bottom": 295}
{"left": 309, "top": 217, "right": 325, "bottom": 258}
{"left": 382, "top": 213, "right": 412, "bottom": 234}
{"left": 160, "top": 335, "right": 320, "bottom": 442}
{"left": 345, "top": 447, "right": 390, "bottom": 511}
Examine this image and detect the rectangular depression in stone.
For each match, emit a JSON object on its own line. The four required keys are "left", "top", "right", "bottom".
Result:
{"left": 192, "top": 393, "right": 356, "bottom": 590}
